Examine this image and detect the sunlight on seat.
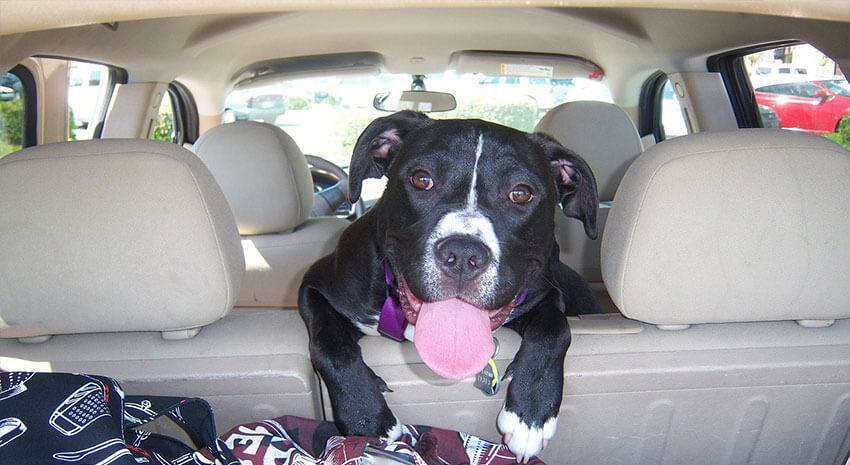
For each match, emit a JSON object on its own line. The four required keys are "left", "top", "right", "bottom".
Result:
{"left": 0, "top": 356, "right": 53, "bottom": 372}
{"left": 242, "top": 239, "right": 271, "bottom": 271}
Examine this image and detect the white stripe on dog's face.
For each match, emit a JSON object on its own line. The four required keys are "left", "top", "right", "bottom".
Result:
{"left": 422, "top": 133, "right": 501, "bottom": 300}
{"left": 467, "top": 133, "right": 484, "bottom": 207}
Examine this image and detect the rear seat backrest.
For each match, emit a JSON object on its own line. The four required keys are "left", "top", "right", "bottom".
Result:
{"left": 0, "top": 138, "right": 321, "bottom": 435}
{"left": 602, "top": 129, "right": 850, "bottom": 327}
{"left": 535, "top": 101, "right": 643, "bottom": 283}
{"left": 0, "top": 139, "right": 244, "bottom": 340}
{"left": 193, "top": 121, "right": 349, "bottom": 308}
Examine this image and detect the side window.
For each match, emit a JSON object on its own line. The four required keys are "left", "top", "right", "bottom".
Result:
{"left": 639, "top": 72, "right": 691, "bottom": 143}
{"left": 151, "top": 83, "right": 197, "bottom": 145}
{"left": 659, "top": 79, "right": 689, "bottom": 140}
{"left": 151, "top": 90, "right": 178, "bottom": 143}
{"left": 742, "top": 43, "right": 849, "bottom": 149}
{"left": 88, "top": 71, "right": 101, "bottom": 87}
{"left": 757, "top": 84, "right": 786, "bottom": 95}
{"left": 0, "top": 72, "right": 26, "bottom": 157}
{"left": 796, "top": 82, "right": 822, "bottom": 98}
{"left": 67, "top": 62, "right": 113, "bottom": 141}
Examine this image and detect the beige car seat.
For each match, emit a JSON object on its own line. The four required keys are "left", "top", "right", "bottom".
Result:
{"left": 535, "top": 100, "right": 643, "bottom": 311}
{"left": 0, "top": 138, "right": 321, "bottom": 435}
{"left": 193, "top": 121, "right": 350, "bottom": 308}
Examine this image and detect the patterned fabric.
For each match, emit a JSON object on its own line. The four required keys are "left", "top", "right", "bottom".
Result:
{"left": 194, "top": 416, "right": 545, "bottom": 465}
{"left": 0, "top": 371, "right": 230, "bottom": 464}
{"left": 0, "top": 372, "right": 545, "bottom": 465}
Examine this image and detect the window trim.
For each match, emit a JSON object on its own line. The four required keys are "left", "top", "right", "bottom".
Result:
{"left": 638, "top": 70, "right": 668, "bottom": 141}
{"left": 33, "top": 56, "right": 127, "bottom": 140}
{"left": 707, "top": 39, "right": 803, "bottom": 129}
{"left": 91, "top": 66, "right": 127, "bottom": 139}
{"left": 169, "top": 81, "right": 199, "bottom": 144}
{"left": 8, "top": 64, "right": 38, "bottom": 148}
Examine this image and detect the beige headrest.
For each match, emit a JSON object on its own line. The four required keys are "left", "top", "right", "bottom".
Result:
{"left": 193, "top": 122, "right": 314, "bottom": 235}
{"left": 535, "top": 101, "right": 643, "bottom": 201}
{"left": 0, "top": 139, "right": 244, "bottom": 339}
{"left": 602, "top": 129, "right": 850, "bottom": 326}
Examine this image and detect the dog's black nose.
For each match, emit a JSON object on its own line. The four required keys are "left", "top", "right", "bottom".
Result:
{"left": 435, "top": 235, "right": 491, "bottom": 280}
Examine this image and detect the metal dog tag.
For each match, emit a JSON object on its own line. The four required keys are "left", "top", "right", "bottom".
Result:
{"left": 473, "top": 338, "right": 501, "bottom": 396}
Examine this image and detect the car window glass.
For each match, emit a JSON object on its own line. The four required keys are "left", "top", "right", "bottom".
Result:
{"left": 225, "top": 71, "right": 612, "bottom": 201}
{"left": 225, "top": 71, "right": 612, "bottom": 166}
{"left": 659, "top": 79, "right": 688, "bottom": 139}
{"left": 822, "top": 80, "right": 850, "bottom": 97}
{"left": 796, "top": 82, "right": 822, "bottom": 98}
{"left": 0, "top": 72, "right": 25, "bottom": 158}
{"left": 756, "top": 83, "right": 783, "bottom": 95}
{"left": 66, "top": 61, "right": 112, "bottom": 141}
{"left": 151, "top": 91, "right": 177, "bottom": 143}
{"left": 744, "top": 43, "right": 849, "bottom": 149}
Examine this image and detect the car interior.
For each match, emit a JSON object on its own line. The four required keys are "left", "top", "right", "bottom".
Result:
{"left": 1, "top": 1, "right": 849, "bottom": 463}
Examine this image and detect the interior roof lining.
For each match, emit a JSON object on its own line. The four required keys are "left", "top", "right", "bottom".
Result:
{"left": 2, "top": 0, "right": 849, "bottom": 36}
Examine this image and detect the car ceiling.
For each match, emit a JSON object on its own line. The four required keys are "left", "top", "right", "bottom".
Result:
{"left": 1, "top": 1, "right": 849, "bottom": 114}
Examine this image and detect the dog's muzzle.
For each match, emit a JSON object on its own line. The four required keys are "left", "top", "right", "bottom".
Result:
{"left": 380, "top": 263, "right": 526, "bottom": 380}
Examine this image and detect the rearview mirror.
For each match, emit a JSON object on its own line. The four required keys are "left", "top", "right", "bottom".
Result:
{"left": 373, "top": 90, "right": 456, "bottom": 112}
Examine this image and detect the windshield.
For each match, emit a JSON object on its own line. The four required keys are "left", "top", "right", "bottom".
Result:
{"left": 225, "top": 71, "right": 611, "bottom": 168}
{"left": 821, "top": 79, "right": 850, "bottom": 97}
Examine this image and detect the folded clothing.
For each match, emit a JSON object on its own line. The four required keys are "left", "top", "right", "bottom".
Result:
{"left": 196, "top": 415, "right": 546, "bottom": 465}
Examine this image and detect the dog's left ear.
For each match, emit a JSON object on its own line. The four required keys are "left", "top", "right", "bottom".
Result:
{"left": 349, "top": 110, "right": 433, "bottom": 202}
{"left": 529, "top": 133, "right": 599, "bottom": 240}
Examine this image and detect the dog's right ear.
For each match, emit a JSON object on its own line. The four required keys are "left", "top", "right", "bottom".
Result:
{"left": 349, "top": 110, "right": 432, "bottom": 202}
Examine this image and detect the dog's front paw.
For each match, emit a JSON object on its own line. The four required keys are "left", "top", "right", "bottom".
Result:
{"left": 380, "top": 415, "right": 403, "bottom": 442}
{"left": 497, "top": 407, "right": 558, "bottom": 463}
{"left": 334, "top": 400, "right": 401, "bottom": 442}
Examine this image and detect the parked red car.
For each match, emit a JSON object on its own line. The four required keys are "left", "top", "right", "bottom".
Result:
{"left": 754, "top": 79, "right": 850, "bottom": 134}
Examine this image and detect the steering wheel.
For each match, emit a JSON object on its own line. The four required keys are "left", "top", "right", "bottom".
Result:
{"left": 305, "top": 155, "right": 365, "bottom": 218}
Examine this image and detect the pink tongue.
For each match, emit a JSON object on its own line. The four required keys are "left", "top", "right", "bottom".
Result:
{"left": 414, "top": 298, "right": 494, "bottom": 379}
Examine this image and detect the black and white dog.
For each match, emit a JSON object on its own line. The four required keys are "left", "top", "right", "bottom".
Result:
{"left": 298, "top": 110, "right": 599, "bottom": 461}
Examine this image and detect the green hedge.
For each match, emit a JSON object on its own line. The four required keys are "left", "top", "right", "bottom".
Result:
{"left": 285, "top": 95, "right": 311, "bottom": 111}
{"left": 824, "top": 114, "right": 850, "bottom": 150}
{"left": 443, "top": 95, "right": 538, "bottom": 133}
{"left": 151, "top": 112, "right": 174, "bottom": 142}
{"left": 0, "top": 99, "right": 23, "bottom": 157}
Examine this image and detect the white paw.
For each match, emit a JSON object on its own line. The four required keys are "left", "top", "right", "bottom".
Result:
{"left": 497, "top": 408, "right": 558, "bottom": 463}
{"left": 380, "top": 416, "right": 403, "bottom": 442}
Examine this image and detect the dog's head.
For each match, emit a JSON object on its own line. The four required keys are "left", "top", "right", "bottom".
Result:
{"left": 350, "top": 111, "right": 597, "bottom": 377}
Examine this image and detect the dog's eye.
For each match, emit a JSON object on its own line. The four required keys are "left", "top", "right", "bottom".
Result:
{"left": 410, "top": 170, "right": 434, "bottom": 191}
{"left": 509, "top": 184, "right": 534, "bottom": 204}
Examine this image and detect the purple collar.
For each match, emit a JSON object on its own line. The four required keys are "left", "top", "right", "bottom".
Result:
{"left": 378, "top": 262, "right": 408, "bottom": 341}
{"left": 377, "top": 262, "right": 528, "bottom": 341}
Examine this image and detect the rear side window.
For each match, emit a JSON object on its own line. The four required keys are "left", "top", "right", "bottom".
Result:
{"left": 67, "top": 61, "right": 113, "bottom": 141}
{"left": 659, "top": 79, "right": 688, "bottom": 139}
{"left": 742, "top": 43, "right": 849, "bottom": 149}
{"left": 0, "top": 73, "right": 25, "bottom": 157}
{"left": 151, "top": 83, "right": 196, "bottom": 145}
{"left": 638, "top": 72, "right": 689, "bottom": 143}
{"left": 0, "top": 68, "right": 33, "bottom": 158}
{"left": 151, "top": 91, "right": 177, "bottom": 143}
